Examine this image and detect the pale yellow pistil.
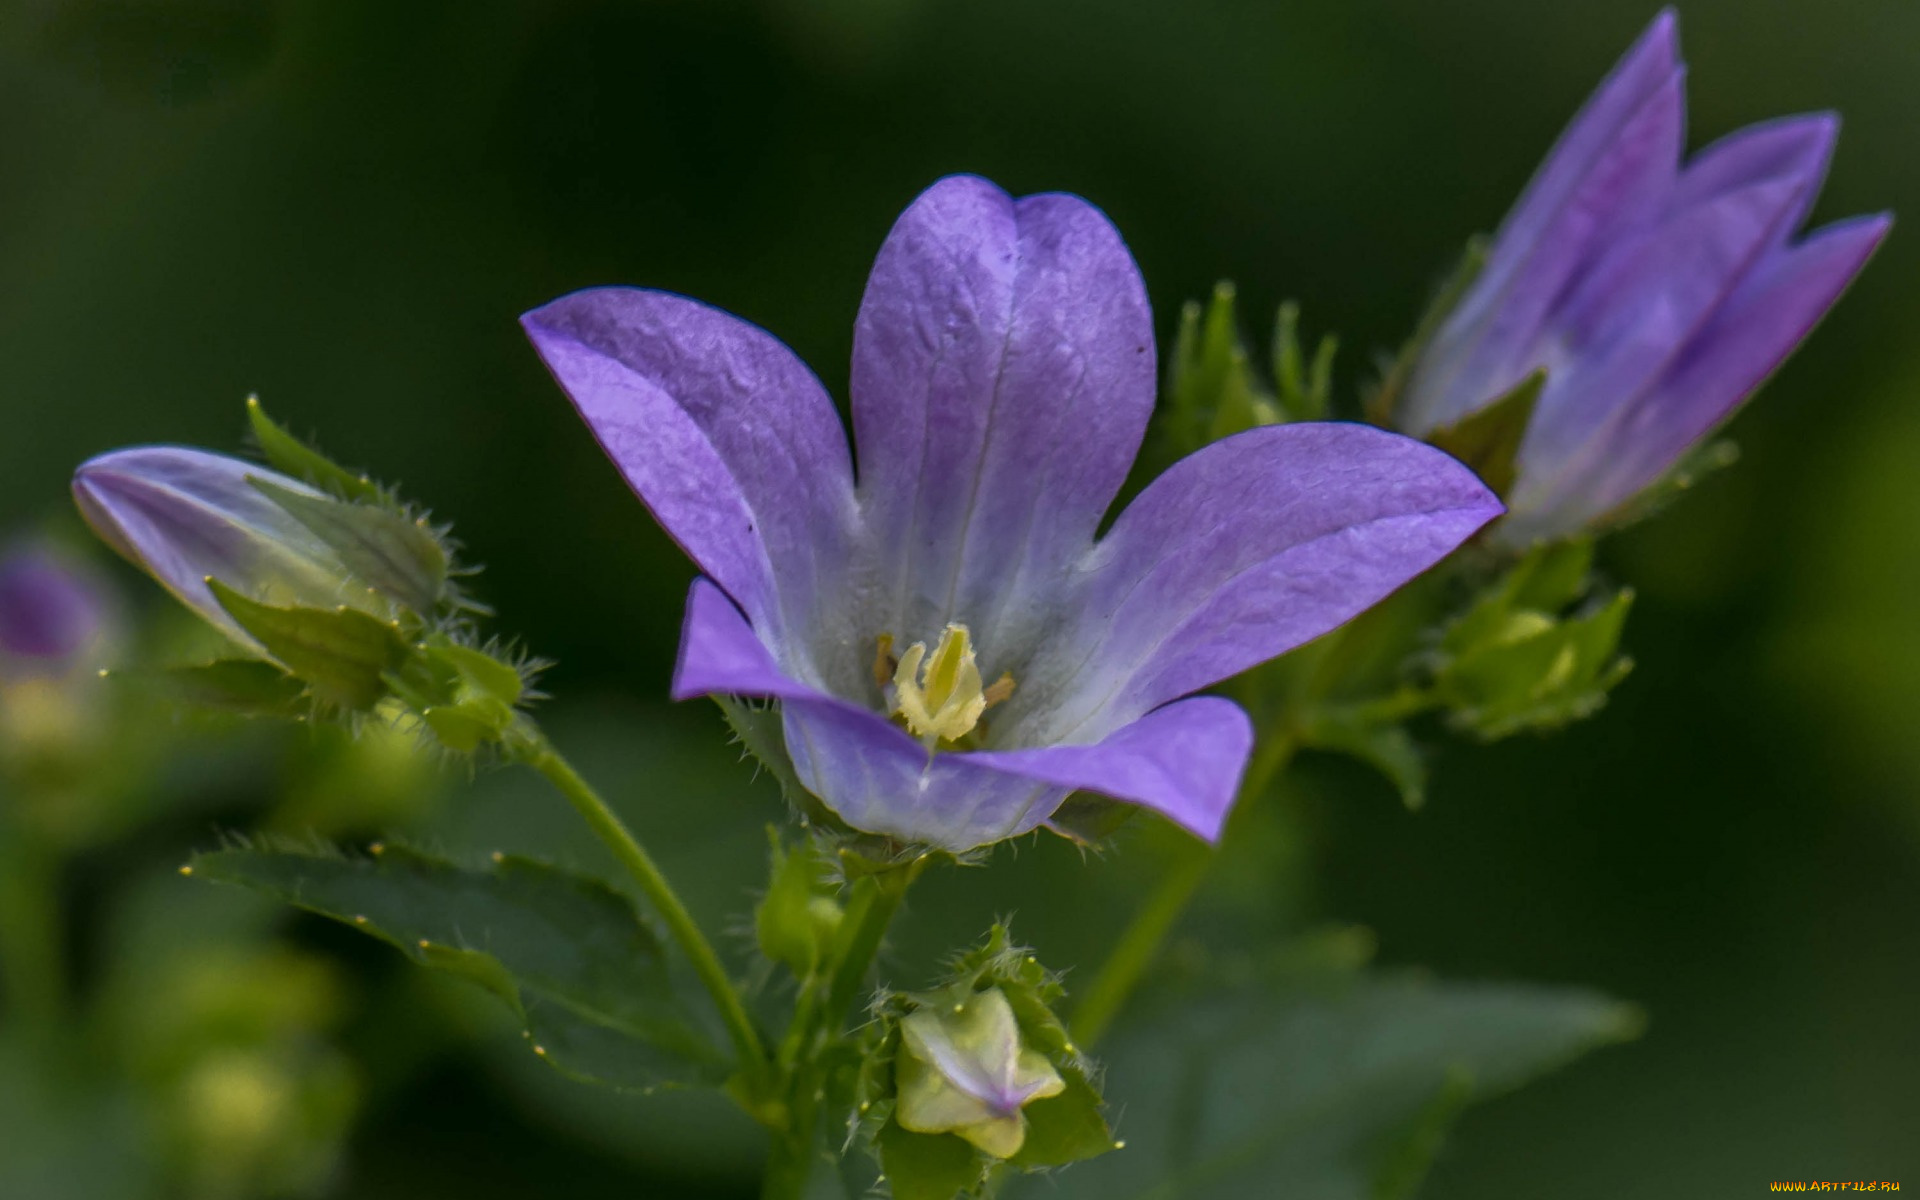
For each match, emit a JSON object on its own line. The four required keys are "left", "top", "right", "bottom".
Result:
{"left": 881, "top": 623, "right": 1015, "bottom": 748}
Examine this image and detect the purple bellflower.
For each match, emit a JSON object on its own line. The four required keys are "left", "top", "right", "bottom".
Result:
{"left": 1398, "top": 10, "right": 1890, "bottom": 545}
{"left": 523, "top": 175, "right": 1501, "bottom": 852}
{"left": 0, "top": 545, "right": 109, "bottom": 671}
{"left": 72, "top": 448, "right": 382, "bottom": 655}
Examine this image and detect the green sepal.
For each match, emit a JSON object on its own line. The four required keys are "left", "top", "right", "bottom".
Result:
{"left": 1010, "top": 1070, "right": 1112, "bottom": 1169}
{"left": 1366, "top": 235, "right": 1489, "bottom": 426}
{"left": 189, "top": 841, "right": 730, "bottom": 1092}
{"left": 714, "top": 695, "right": 809, "bottom": 808}
{"left": 1299, "top": 706, "right": 1428, "bottom": 810}
{"left": 113, "top": 658, "right": 307, "bottom": 717}
{"left": 1167, "top": 282, "right": 1281, "bottom": 454}
{"left": 246, "top": 396, "right": 383, "bottom": 504}
{"left": 1044, "top": 793, "right": 1137, "bottom": 846}
{"left": 1592, "top": 437, "right": 1741, "bottom": 534}
{"left": 755, "top": 831, "right": 842, "bottom": 979}
{"left": 1271, "top": 300, "right": 1337, "bottom": 424}
{"left": 1424, "top": 368, "right": 1543, "bottom": 498}
{"left": 878, "top": 1122, "right": 983, "bottom": 1200}
{"left": 1433, "top": 540, "right": 1635, "bottom": 739}
{"left": 206, "top": 580, "right": 409, "bottom": 711}
{"left": 249, "top": 476, "right": 447, "bottom": 615}
{"left": 386, "top": 636, "right": 528, "bottom": 751}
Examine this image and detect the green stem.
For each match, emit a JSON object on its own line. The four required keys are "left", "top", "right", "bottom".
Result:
{"left": 822, "top": 863, "right": 921, "bottom": 1028}
{"left": 1071, "top": 734, "right": 1298, "bottom": 1049}
{"left": 521, "top": 735, "right": 773, "bottom": 1101}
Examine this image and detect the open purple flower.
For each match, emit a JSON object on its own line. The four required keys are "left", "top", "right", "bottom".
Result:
{"left": 524, "top": 175, "right": 1500, "bottom": 851}
{"left": 1398, "top": 10, "right": 1890, "bottom": 545}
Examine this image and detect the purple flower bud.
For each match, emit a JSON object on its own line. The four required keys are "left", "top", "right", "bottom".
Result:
{"left": 0, "top": 546, "right": 108, "bottom": 667}
{"left": 72, "top": 447, "right": 384, "bottom": 655}
{"left": 1399, "top": 10, "right": 1890, "bottom": 544}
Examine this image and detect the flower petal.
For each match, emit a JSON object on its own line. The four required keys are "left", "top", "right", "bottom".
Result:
{"left": 71, "top": 447, "right": 352, "bottom": 650}
{"left": 1513, "top": 211, "right": 1890, "bottom": 539}
{"left": 1022, "top": 424, "right": 1499, "bottom": 743}
{"left": 1404, "top": 13, "right": 1684, "bottom": 433}
{"left": 673, "top": 578, "right": 1254, "bottom": 847}
{"left": 522, "top": 288, "right": 857, "bottom": 656}
{"left": 849, "top": 175, "right": 1155, "bottom": 657}
{"left": 1516, "top": 172, "right": 1813, "bottom": 479}
{"left": 968, "top": 697, "right": 1252, "bottom": 842}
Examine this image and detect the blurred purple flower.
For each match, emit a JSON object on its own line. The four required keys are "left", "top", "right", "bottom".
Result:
{"left": 72, "top": 448, "right": 379, "bottom": 654}
{"left": 0, "top": 546, "right": 107, "bottom": 668}
{"left": 1398, "top": 10, "right": 1890, "bottom": 544}
{"left": 524, "top": 175, "right": 1500, "bottom": 851}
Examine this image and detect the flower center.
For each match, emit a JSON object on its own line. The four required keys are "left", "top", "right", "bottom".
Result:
{"left": 876, "top": 623, "right": 1015, "bottom": 748}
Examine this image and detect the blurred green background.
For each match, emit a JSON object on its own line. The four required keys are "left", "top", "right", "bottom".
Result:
{"left": 0, "top": 0, "right": 1915, "bottom": 1195}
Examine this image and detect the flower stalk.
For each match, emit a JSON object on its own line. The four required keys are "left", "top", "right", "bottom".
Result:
{"left": 514, "top": 729, "right": 777, "bottom": 1111}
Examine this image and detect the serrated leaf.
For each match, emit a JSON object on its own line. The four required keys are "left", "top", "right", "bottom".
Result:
{"left": 115, "top": 658, "right": 306, "bottom": 717}
{"left": 879, "top": 1121, "right": 982, "bottom": 1200}
{"left": 250, "top": 476, "right": 447, "bottom": 614}
{"left": 207, "top": 580, "right": 408, "bottom": 711}
{"left": 1017, "top": 969, "right": 1638, "bottom": 1200}
{"left": 1165, "top": 282, "right": 1281, "bottom": 454}
{"left": 1425, "top": 369, "right": 1542, "bottom": 498}
{"left": 246, "top": 396, "right": 383, "bottom": 503}
{"left": 190, "top": 843, "right": 729, "bottom": 1091}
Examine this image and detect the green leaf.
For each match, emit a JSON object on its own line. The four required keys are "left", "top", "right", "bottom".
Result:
{"left": 1018, "top": 967, "right": 1639, "bottom": 1200}
{"left": 879, "top": 1121, "right": 983, "bottom": 1200}
{"left": 246, "top": 395, "right": 383, "bottom": 503}
{"left": 206, "top": 580, "right": 409, "bottom": 711}
{"left": 114, "top": 658, "right": 306, "bottom": 717}
{"left": 1424, "top": 369, "right": 1542, "bottom": 498}
{"left": 190, "top": 843, "right": 729, "bottom": 1091}
{"left": 250, "top": 476, "right": 447, "bottom": 614}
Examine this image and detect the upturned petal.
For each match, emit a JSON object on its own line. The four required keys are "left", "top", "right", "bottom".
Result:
{"left": 71, "top": 448, "right": 374, "bottom": 653}
{"left": 1017, "top": 423, "right": 1500, "bottom": 745}
{"left": 1404, "top": 11, "right": 1684, "bottom": 435}
{"left": 521, "top": 287, "right": 859, "bottom": 667}
{"left": 850, "top": 175, "right": 1156, "bottom": 663}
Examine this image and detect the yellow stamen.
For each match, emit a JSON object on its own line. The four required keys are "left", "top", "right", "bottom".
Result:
{"left": 891, "top": 623, "right": 994, "bottom": 745}
{"left": 872, "top": 633, "right": 897, "bottom": 690}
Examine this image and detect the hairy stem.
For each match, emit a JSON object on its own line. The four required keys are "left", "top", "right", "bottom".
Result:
{"left": 521, "top": 734, "right": 773, "bottom": 1102}
{"left": 1071, "top": 734, "right": 1298, "bottom": 1049}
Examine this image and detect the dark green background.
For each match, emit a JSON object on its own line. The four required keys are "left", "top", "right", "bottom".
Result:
{"left": 4, "top": 0, "right": 1916, "bottom": 1194}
